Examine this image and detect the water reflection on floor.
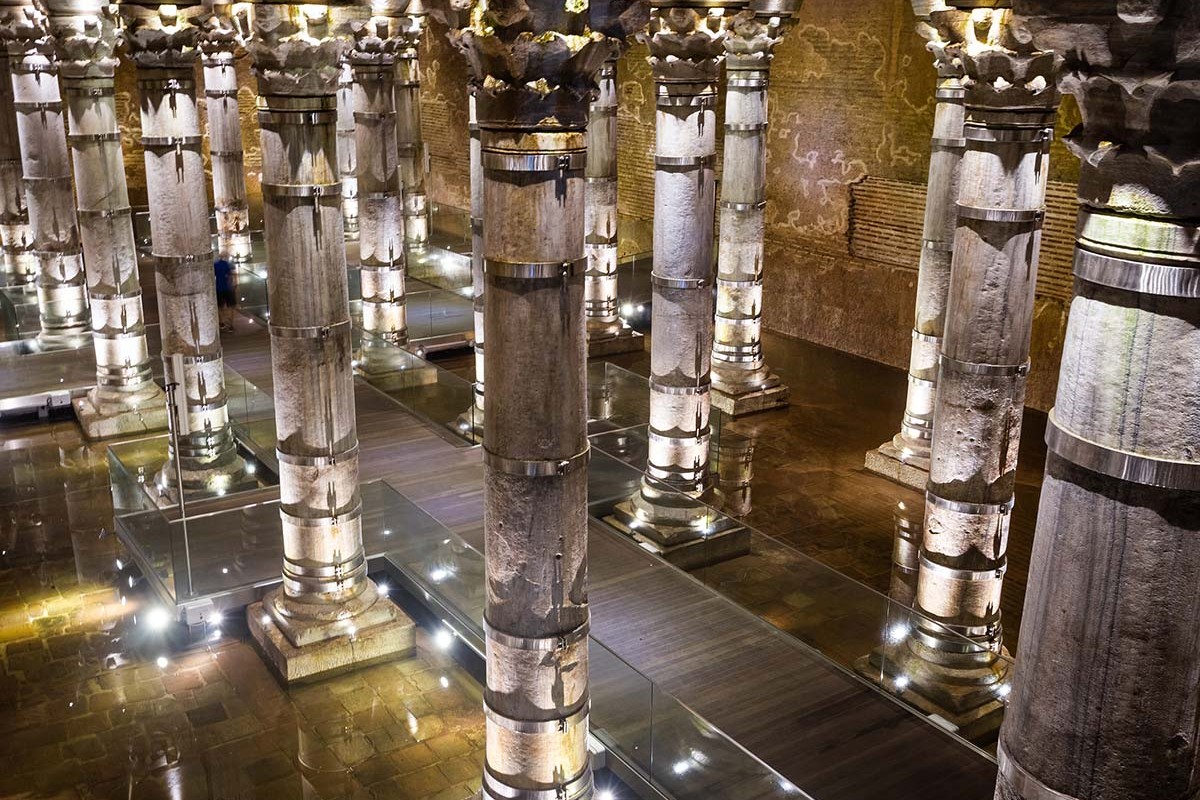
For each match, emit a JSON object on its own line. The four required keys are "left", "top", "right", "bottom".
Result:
{"left": 0, "top": 422, "right": 485, "bottom": 800}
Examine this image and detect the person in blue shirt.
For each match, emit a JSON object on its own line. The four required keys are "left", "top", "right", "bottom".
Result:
{"left": 214, "top": 258, "right": 236, "bottom": 333}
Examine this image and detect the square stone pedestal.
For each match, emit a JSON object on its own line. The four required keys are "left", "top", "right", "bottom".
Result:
{"left": 248, "top": 592, "right": 416, "bottom": 684}
{"left": 73, "top": 395, "right": 169, "bottom": 441}
{"left": 606, "top": 501, "right": 751, "bottom": 571}
{"left": 864, "top": 441, "right": 930, "bottom": 491}
{"left": 357, "top": 362, "right": 440, "bottom": 392}
{"left": 587, "top": 328, "right": 644, "bottom": 358}
{"left": 711, "top": 382, "right": 790, "bottom": 417}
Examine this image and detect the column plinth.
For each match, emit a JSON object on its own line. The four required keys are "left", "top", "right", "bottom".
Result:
{"left": 46, "top": 0, "right": 167, "bottom": 439}
{"left": 867, "top": 2, "right": 968, "bottom": 483}
{"left": 123, "top": 1, "right": 247, "bottom": 494}
{"left": 609, "top": 2, "right": 749, "bottom": 568}
{"left": 709, "top": 0, "right": 798, "bottom": 417}
{"left": 199, "top": 3, "right": 253, "bottom": 263}
{"left": 244, "top": 0, "right": 413, "bottom": 683}
{"left": 0, "top": 0, "right": 90, "bottom": 348}
{"left": 995, "top": 6, "right": 1200, "bottom": 799}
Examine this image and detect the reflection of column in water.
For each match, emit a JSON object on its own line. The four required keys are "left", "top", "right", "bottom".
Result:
{"left": 888, "top": 498, "right": 921, "bottom": 608}
{"left": 587, "top": 368, "right": 614, "bottom": 423}
{"left": 714, "top": 432, "right": 755, "bottom": 518}
{"left": 61, "top": 443, "right": 116, "bottom": 584}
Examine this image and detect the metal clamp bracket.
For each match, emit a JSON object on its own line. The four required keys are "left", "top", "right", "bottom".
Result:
{"left": 140, "top": 135, "right": 203, "bottom": 148}
{"left": 957, "top": 204, "right": 1045, "bottom": 224}
{"left": 205, "top": 88, "right": 239, "bottom": 98}
{"left": 77, "top": 205, "right": 133, "bottom": 220}
{"left": 727, "top": 78, "right": 768, "bottom": 89}
{"left": 656, "top": 94, "right": 716, "bottom": 107}
{"left": 484, "top": 256, "right": 585, "bottom": 280}
{"left": 654, "top": 154, "right": 716, "bottom": 169}
{"left": 1046, "top": 409, "right": 1200, "bottom": 491}
{"left": 720, "top": 200, "right": 766, "bottom": 212}
{"left": 482, "top": 445, "right": 590, "bottom": 477}
{"left": 482, "top": 151, "right": 585, "bottom": 173}
{"left": 919, "top": 553, "right": 1007, "bottom": 581}
{"left": 926, "top": 491, "right": 1014, "bottom": 516}
{"left": 483, "top": 700, "right": 589, "bottom": 735}
{"left": 483, "top": 618, "right": 589, "bottom": 651}
{"left": 964, "top": 125, "right": 1052, "bottom": 144}
{"left": 1074, "top": 247, "right": 1200, "bottom": 299}
{"left": 66, "top": 131, "right": 121, "bottom": 145}
{"left": 940, "top": 353, "right": 1030, "bottom": 377}
{"left": 208, "top": 149, "right": 243, "bottom": 158}
{"left": 649, "top": 378, "right": 710, "bottom": 396}
{"left": 651, "top": 273, "right": 706, "bottom": 289}
{"left": 277, "top": 444, "right": 360, "bottom": 469}
{"left": 725, "top": 121, "right": 768, "bottom": 132}
{"left": 261, "top": 182, "right": 342, "bottom": 200}
{"left": 155, "top": 251, "right": 213, "bottom": 267}
{"left": 997, "top": 743, "right": 1080, "bottom": 800}
{"left": 268, "top": 319, "right": 352, "bottom": 340}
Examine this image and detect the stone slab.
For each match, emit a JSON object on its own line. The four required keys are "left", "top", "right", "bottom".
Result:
{"left": 587, "top": 328, "right": 644, "bottom": 358}
{"left": 247, "top": 599, "right": 416, "bottom": 685}
{"left": 605, "top": 506, "right": 751, "bottom": 571}
{"left": 711, "top": 383, "right": 791, "bottom": 417}
{"left": 358, "top": 363, "right": 440, "bottom": 391}
{"left": 864, "top": 442, "right": 929, "bottom": 491}
{"left": 73, "top": 394, "right": 169, "bottom": 441}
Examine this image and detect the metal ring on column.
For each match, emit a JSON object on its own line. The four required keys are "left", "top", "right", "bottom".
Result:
{"left": 77, "top": 206, "right": 133, "bottom": 219}
{"left": 208, "top": 149, "right": 243, "bottom": 158}
{"left": 725, "top": 121, "right": 768, "bottom": 132}
{"left": 137, "top": 76, "right": 196, "bottom": 89}
{"left": 648, "top": 378, "right": 710, "bottom": 395}
{"left": 276, "top": 445, "right": 361, "bottom": 469}
{"left": 205, "top": 88, "right": 239, "bottom": 98}
{"left": 1045, "top": 409, "right": 1200, "bottom": 491}
{"left": 280, "top": 506, "right": 365, "bottom": 531}
{"left": 912, "top": 329, "right": 941, "bottom": 344}
{"left": 651, "top": 274, "right": 706, "bottom": 289}
{"left": 12, "top": 101, "right": 63, "bottom": 112}
{"left": 919, "top": 553, "right": 1008, "bottom": 582}
{"left": 963, "top": 125, "right": 1051, "bottom": 144}
{"left": 590, "top": 106, "right": 617, "bottom": 119}
{"left": 261, "top": 182, "right": 342, "bottom": 201}
{"left": 939, "top": 354, "right": 1030, "bottom": 377}
{"left": 715, "top": 277, "right": 761, "bottom": 288}
{"left": 257, "top": 108, "right": 338, "bottom": 125}
{"left": 268, "top": 319, "right": 352, "bottom": 339}
{"left": 140, "top": 135, "right": 204, "bottom": 148}
{"left": 956, "top": 204, "right": 1045, "bottom": 224}
{"left": 483, "top": 257, "right": 586, "bottom": 280}
{"left": 482, "top": 445, "right": 590, "bottom": 477}
{"left": 930, "top": 136, "right": 966, "bottom": 148}
{"left": 482, "top": 766, "right": 593, "bottom": 800}
{"left": 727, "top": 78, "right": 768, "bottom": 89}
{"left": 484, "top": 699, "right": 589, "bottom": 734}
{"left": 61, "top": 84, "right": 115, "bottom": 97}
{"left": 483, "top": 618, "right": 589, "bottom": 651}
{"left": 720, "top": 200, "right": 766, "bottom": 211}
{"left": 926, "top": 491, "right": 1014, "bottom": 517}
{"left": 1074, "top": 247, "right": 1200, "bottom": 298}
{"left": 934, "top": 86, "right": 966, "bottom": 101}
{"left": 66, "top": 132, "right": 121, "bottom": 144}
{"left": 481, "top": 151, "right": 585, "bottom": 173}
{"left": 1076, "top": 208, "right": 1200, "bottom": 261}
{"left": 353, "top": 110, "right": 396, "bottom": 122}
{"left": 997, "top": 743, "right": 1080, "bottom": 800}
{"left": 655, "top": 94, "right": 716, "bottom": 107}
{"left": 155, "top": 251, "right": 213, "bottom": 267}
{"left": 654, "top": 154, "right": 716, "bottom": 169}
{"left": 359, "top": 190, "right": 401, "bottom": 201}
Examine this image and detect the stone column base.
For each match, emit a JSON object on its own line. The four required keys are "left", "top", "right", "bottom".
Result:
{"left": 853, "top": 640, "right": 1009, "bottom": 744}
{"left": 586, "top": 327, "right": 644, "bottom": 358}
{"left": 711, "top": 380, "right": 790, "bottom": 417}
{"left": 606, "top": 499, "right": 750, "bottom": 570}
{"left": 247, "top": 588, "right": 416, "bottom": 684}
{"left": 450, "top": 404, "right": 484, "bottom": 444}
{"left": 864, "top": 441, "right": 930, "bottom": 490}
{"left": 73, "top": 391, "right": 169, "bottom": 441}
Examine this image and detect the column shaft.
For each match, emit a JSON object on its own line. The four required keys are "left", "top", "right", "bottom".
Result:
{"left": 584, "top": 56, "right": 620, "bottom": 339}
{"left": 2, "top": 2, "right": 90, "bottom": 347}
{"left": 200, "top": 4, "right": 252, "bottom": 262}
{"left": 995, "top": 6, "right": 1200, "bottom": 799}
{"left": 51, "top": 0, "right": 164, "bottom": 434}
{"left": 393, "top": 11, "right": 426, "bottom": 246}
{"left": 124, "top": 2, "right": 240, "bottom": 487}
{"left": 0, "top": 51, "right": 33, "bottom": 285}
{"left": 337, "top": 58, "right": 358, "bottom": 237}
{"left": 455, "top": 89, "right": 484, "bottom": 437}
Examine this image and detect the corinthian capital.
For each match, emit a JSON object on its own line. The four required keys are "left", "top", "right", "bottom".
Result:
{"left": 1014, "top": 1, "right": 1200, "bottom": 214}
{"left": 247, "top": 1, "right": 359, "bottom": 96}
{"left": 589, "top": 0, "right": 648, "bottom": 53}
{"left": 198, "top": 1, "right": 250, "bottom": 62}
{"left": 43, "top": 0, "right": 118, "bottom": 77}
{"left": 349, "top": 0, "right": 409, "bottom": 63}
{"left": 121, "top": 0, "right": 204, "bottom": 66}
{"left": 0, "top": 1, "right": 54, "bottom": 58}
{"left": 640, "top": 6, "right": 731, "bottom": 84}
{"left": 912, "top": 1, "right": 967, "bottom": 77}
{"left": 932, "top": 7, "right": 1059, "bottom": 111}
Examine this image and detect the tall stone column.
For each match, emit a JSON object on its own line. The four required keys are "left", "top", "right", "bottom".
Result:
{"left": 0, "top": 50, "right": 34, "bottom": 286}
{"left": 610, "top": 0, "right": 748, "bottom": 568}
{"left": 392, "top": 0, "right": 425, "bottom": 246}
{"left": 46, "top": 0, "right": 166, "bottom": 438}
{"left": 0, "top": 0, "right": 90, "bottom": 347}
{"left": 448, "top": 0, "right": 640, "bottom": 790}
{"left": 244, "top": 0, "right": 413, "bottom": 683}
{"left": 995, "top": 6, "right": 1200, "bottom": 799}
{"left": 867, "top": 1, "right": 968, "bottom": 484}
{"left": 708, "top": 0, "right": 795, "bottom": 417}
{"left": 453, "top": 87, "right": 483, "bottom": 439}
{"left": 337, "top": 57, "right": 358, "bottom": 238}
{"left": 199, "top": 2, "right": 253, "bottom": 263}
{"left": 903, "top": 4, "right": 1060, "bottom": 735}
{"left": 350, "top": 0, "right": 407, "bottom": 348}
{"left": 582, "top": 46, "right": 641, "bottom": 356}
{"left": 122, "top": 1, "right": 243, "bottom": 492}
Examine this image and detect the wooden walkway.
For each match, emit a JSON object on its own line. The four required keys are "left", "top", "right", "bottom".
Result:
{"left": 220, "top": 325, "right": 996, "bottom": 800}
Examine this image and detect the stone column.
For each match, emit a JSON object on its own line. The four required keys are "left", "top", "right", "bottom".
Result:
{"left": 453, "top": 87, "right": 483, "bottom": 439}
{"left": 337, "top": 57, "right": 358, "bottom": 238}
{"left": 867, "top": 1, "right": 968, "bottom": 484}
{"left": 582, "top": 46, "right": 641, "bottom": 356}
{"left": 350, "top": 0, "right": 407, "bottom": 348}
{"left": 244, "top": 0, "right": 413, "bottom": 683}
{"left": 904, "top": 4, "right": 1060, "bottom": 733}
{"left": 0, "top": 50, "right": 34, "bottom": 286}
{"left": 610, "top": 0, "right": 749, "bottom": 568}
{"left": 995, "top": 6, "right": 1200, "bottom": 799}
{"left": 46, "top": 0, "right": 166, "bottom": 439}
{"left": 392, "top": 0, "right": 425, "bottom": 246}
{"left": 0, "top": 0, "right": 90, "bottom": 348}
{"left": 199, "top": 2, "right": 253, "bottom": 263}
{"left": 122, "top": 1, "right": 243, "bottom": 493}
{"left": 708, "top": 0, "right": 796, "bottom": 417}
{"left": 448, "top": 0, "right": 640, "bottom": 790}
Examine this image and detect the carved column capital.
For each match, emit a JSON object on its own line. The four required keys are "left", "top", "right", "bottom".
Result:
{"left": 43, "top": 0, "right": 118, "bottom": 78}
{"left": 934, "top": 7, "right": 1059, "bottom": 111}
{"left": 0, "top": 1, "right": 54, "bottom": 60}
{"left": 248, "top": 2, "right": 359, "bottom": 96}
{"left": 1015, "top": 2, "right": 1200, "bottom": 215}
{"left": 198, "top": 1, "right": 249, "bottom": 64}
{"left": 120, "top": 1, "right": 204, "bottom": 66}
{"left": 348, "top": 0, "right": 408, "bottom": 64}
{"left": 913, "top": 2, "right": 968, "bottom": 78}
{"left": 640, "top": 6, "right": 733, "bottom": 85}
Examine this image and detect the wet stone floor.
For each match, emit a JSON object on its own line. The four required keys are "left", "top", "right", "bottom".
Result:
{"left": 0, "top": 422, "right": 485, "bottom": 800}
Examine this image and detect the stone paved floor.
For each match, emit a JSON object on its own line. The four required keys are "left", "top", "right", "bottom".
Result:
{"left": 0, "top": 421, "right": 486, "bottom": 800}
